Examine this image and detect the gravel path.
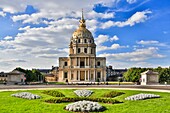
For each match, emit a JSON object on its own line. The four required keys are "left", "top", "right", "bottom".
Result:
{"left": 0, "top": 85, "right": 170, "bottom": 92}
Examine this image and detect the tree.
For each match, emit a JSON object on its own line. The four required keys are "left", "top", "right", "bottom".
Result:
{"left": 15, "top": 67, "right": 43, "bottom": 82}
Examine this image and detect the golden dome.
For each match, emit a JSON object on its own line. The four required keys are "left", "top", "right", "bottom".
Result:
{"left": 72, "top": 10, "right": 93, "bottom": 39}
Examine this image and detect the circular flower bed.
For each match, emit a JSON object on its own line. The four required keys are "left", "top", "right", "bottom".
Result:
{"left": 65, "top": 100, "right": 105, "bottom": 112}
{"left": 11, "top": 92, "right": 41, "bottom": 100}
{"left": 74, "top": 90, "right": 93, "bottom": 97}
{"left": 125, "top": 93, "right": 160, "bottom": 101}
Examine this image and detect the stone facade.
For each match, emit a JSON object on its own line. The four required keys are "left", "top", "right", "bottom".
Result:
{"left": 58, "top": 11, "right": 106, "bottom": 82}
{"left": 106, "top": 65, "right": 127, "bottom": 81}
{"left": 7, "top": 70, "right": 25, "bottom": 84}
{"left": 141, "top": 70, "right": 159, "bottom": 85}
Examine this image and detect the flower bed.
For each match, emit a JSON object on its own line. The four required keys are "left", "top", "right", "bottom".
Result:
{"left": 65, "top": 100, "right": 105, "bottom": 112}
{"left": 74, "top": 90, "right": 93, "bottom": 97}
{"left": 11, "top": 92, "right": 41, "bottom": 100}
{"left": 125, "top": 93, "right": 160, "bottom": 101}
{"left": 42, "top": 90, "right": 65, "bottom": 97}
{"left": 45, "top": 97, "right": 122, "bottom": 104}
{"left": 102, "top": 91, "right": 124, "bottom": 98}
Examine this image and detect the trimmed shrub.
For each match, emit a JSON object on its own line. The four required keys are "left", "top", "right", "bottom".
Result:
{"left": 44, "top": 97, "right": 122, "bottom": 104}
{"left": 102, "top": 91, "right": 125, "bottom": 98}
{"left": 42, "top": 90, "right": 65, "bottom": 97}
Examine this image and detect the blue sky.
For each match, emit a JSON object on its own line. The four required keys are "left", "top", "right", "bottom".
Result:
{"left": 0, "top": 0, "right": 170, "bottom": 72}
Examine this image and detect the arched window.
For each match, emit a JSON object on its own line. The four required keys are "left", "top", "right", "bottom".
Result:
{"left": 91, "top": 48, "right": 93, "bottom": 54}
{"left": 78, "top": 39, "right": 80, "bottom": 43}
{"left": 78, "top": 48, "right": 81, "bottom": 53}
{"left": 64, "top": 62, "right": 67, "bottom": 66}
{"left": 89, "top": 40, "right": 91, "bottom": 43}
{"left": 84, "top": 48, "right": 87, "bottom": 53}
{"left": 84, "top": 39, "right": 87, "bottom": 43}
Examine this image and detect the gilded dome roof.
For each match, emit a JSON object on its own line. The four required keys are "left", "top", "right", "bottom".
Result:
{"left": 72, "top": 10, "right": 93, "bottom": 39}
{"left": 72, "top": 27, "right": 93, "bottom": 39}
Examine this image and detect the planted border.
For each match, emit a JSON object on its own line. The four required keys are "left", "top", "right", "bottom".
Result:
{"left": 45, "top": 97, "right": 122, "bottom": 104}
{"left": 102, "top": 91, "right": 125, "bottom": 98}
{"left": 42, "top": 90, "right": 65, "bottom": 97}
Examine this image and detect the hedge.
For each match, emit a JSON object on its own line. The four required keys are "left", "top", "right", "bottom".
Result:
{"left": 45, "top": 97, "right": 122, "bottom": 104}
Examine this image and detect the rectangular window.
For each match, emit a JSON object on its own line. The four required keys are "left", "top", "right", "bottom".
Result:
{"left": 97, "top": 72, "right": 101, "bottom": 78}
{"left": 64, "top": 72, "right": 67, "bottom": 78}
{"left": 71, "top": 74, "right": 74, "bottom": 80}
{"left": 97, "top": 62, "right": 100, "bottom": 66}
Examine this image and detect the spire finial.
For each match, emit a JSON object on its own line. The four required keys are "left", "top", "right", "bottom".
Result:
{"left": 82, "top": 8, "right": 84, "bottom": 20}
{"left": 79, "top": 8, "right": 86, "bottom": 28}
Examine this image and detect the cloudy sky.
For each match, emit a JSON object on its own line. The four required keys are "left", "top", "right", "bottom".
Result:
{"left": 0, "top": 0, "right": 170, "bottom": 72}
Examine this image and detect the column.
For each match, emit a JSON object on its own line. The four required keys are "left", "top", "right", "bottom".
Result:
{"left": 89, "top": 58, "right": 90, "bottom": 67}
{"left": 88, "top": 70, "right": 90, "bottom": 81}
{"left": 101, "top": 70, "right": 103, "bottom": 81}
{"left": 85, "top": 57, "right": 86, "bottom": 67}
{"left": 94, "top": 70, "right": 96, "bottom": 81}
{"left": 76, "top": 57, "right": 77, "bottom": 66}
{"left": 85, "top": 70, "right": 86, "bottom": 81}
{"left": 70, "top": 58, "right": 72, "bottom": 68}
{"left": 62, "top": 71, "right": 64, "bottom": 80}
{"left": 76, "top": 70, "right": 78, "bottom": 80}
{"left": 70, "top": 70, "right": 72, "bottom": 80}
{"left": 79, "top": 57, "right": 80, "bottom": 67}
{"left": 78, "top": 70, "right": 80, "bottom": 81}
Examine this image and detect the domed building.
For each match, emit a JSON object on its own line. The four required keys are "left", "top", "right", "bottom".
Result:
{"left": 58, "top": 11, "right": 106, "bottom": 82}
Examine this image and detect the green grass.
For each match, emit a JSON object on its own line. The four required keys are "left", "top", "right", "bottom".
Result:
{"left": 0, "top": 89, "right": 170, "bottom": 113}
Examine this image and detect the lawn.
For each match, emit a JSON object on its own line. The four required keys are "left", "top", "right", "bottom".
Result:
{"left": 0, "top": 89, "right": 170, "bottom": 113}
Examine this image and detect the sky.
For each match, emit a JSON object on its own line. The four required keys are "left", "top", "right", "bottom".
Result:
{"left": 0, "top": 0, "right": 170, "bottom": 72}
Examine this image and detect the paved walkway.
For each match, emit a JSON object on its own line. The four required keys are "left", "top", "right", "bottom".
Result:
{"left": 0, "top": 85, "right": 170, "bottom": 92}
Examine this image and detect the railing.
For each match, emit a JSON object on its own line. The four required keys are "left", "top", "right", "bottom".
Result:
{"left": 60, "top": 65, "right": 104, "bottom": 69}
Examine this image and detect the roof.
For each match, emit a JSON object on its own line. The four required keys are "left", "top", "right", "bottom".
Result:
{"left": 45, "top": 74, "right": 55, "bottom": 77}
{"left": 141, "top": 70, "right": 159, "bottom": 75}
{"left": 8, "top": 70, "right": 25, "bottom": 75}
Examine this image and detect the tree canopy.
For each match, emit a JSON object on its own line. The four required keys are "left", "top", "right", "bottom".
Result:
{"left": 123, "top": 67, "right": 170, "bottom": 83}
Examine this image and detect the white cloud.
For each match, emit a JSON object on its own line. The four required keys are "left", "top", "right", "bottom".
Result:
{"left": 0, "top": 11, "right": 6, "bottom": 17}
{"left": 136, "top": 40, "right": 168, "bottom": 47}
{"left": 95, "top": 35, "right": 127, "bottom": 52}
{"left": 101, "top": 10, "right": 152, "bottom": 29}
{"left": 4, "top": 36, "right": 13, "bottom": 40}
{"left": 98, "top": 44, "right": 127, "bottom": 51}
{"left": 95, "top": 35, "right": 109, "bottom": 45}
{"left": 12, "top": 14, "right": 30, "bottom": 22}
{"left": 110, "top": 35, "right": 119, "bottom": 41}
{"left": 126, "top": 0, "right": 137, "bottom": 4}
{"left": 87, "top": 10, "right": 114, "bottom": 19}
{"left": 99, "top": 47, "right": 165, "bottom": 62}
